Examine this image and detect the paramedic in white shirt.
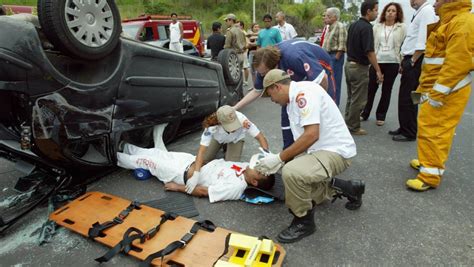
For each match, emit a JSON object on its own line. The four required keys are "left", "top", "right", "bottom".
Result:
{"left": 189, "top": 105, "right": 269, "bottom": 194}
{"left": 169, "top": 12, "right": 184, "bottom": 53}
{"left": 254, "top": 69, "right": 365, "bottom": 243}
{"left": 117, "top": 146, "right": 275, "bottom": 203}
{"left": 274, "top": 11, "right": 297, "bottom": 41}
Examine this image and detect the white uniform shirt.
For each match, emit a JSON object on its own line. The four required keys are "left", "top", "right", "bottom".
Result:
{"left": 400, "top": 2, "right": 438, "bottom": 56}
{"left": 200, "top": 111, "right": 260, "bottom": 146}
{"left": 287, "top": 81, "right": 356, "bottom": 159}
{"left": 273, "top": 22, "right": 297, "bottom": 41}
{"left": 169, "top": 21, "right": 182, "bottom": 43}
{"left": 200, "top": 159, "right": 248, "bottom": 203}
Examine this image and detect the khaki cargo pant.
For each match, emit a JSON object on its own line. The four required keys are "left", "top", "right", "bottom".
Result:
{"left": 282, "top": 150, "right": 350, "bottom": 217}
{"left": 344, "top": 62, "right": 369, "bottom": 131}
{"left": 203, "top": 138, "right": 244, "bottom": 163}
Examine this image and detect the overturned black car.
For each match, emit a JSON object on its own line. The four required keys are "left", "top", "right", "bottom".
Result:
{"left": 0, "top": 5, "right": 243, "bottom": 174}
{"left": 0, "top": 1, "right": 243, "bottom": 231}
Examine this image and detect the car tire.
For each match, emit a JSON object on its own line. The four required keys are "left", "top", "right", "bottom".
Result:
{"left": 217, "top": 49, "right": 242, "bottom": 85}
{"left": 37, "top": 0, "right": 121, "bottom": 60}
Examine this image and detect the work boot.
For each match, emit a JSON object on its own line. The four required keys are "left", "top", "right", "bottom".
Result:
{"left": 410, "top": 159, "right": 420, "bottom": 170}
{"left": 406, "top": 178, "right": 432, "bottom": 192}
{"left": 331, "top": 178, "right": 365, "bottom": 210}
{"left": 277, "top": 208, "right": 316, "bottom": 243}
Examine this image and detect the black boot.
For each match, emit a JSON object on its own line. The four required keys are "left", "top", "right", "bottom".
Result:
{"left": 331, "top": 178, "right": 365, "bottom": 210}
{"left": 277, "top": 208, "right": 316, "bottom": 243}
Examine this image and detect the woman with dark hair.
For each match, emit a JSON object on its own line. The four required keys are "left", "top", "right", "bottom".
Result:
{"left": 361, "top": 2, "right": 406, "bottom": 126}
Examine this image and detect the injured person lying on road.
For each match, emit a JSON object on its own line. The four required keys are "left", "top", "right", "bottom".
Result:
{"left": 117, "top": 143, "right": 275, "bottom": 203}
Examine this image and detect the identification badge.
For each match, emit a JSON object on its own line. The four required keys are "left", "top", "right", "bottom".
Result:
{"left": 382, "top": 45, "right": 390, "bottom": 52}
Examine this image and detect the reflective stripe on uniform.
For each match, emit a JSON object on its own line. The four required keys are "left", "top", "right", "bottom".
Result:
{"left": 424, "top": 57, "right": 474, "bottom": 65}
{"left": 423, "top": 57, "right": 445, "bottom": 65}
{"left": 433, "top": 72, "right": 473, "bottom": 94}
{"left": 281, "top": 126, "right": 291, "bottom": 130}
{"left": 420, "top": 166, "right": 445, "bottom": 176}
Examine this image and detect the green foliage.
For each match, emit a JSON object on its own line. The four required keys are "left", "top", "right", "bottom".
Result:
{"left": 143, "top": 0, "right": 172, "bottom": 15}
{"left": 281, "top": 0, "right": 325, "bottom": 38}
{"left": 1, "top": 0, "right": 359, "bottom": 37}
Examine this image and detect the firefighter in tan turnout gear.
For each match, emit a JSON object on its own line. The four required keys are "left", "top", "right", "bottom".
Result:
{"left": 406, "top": 0, "right": 474, "bottom": 191}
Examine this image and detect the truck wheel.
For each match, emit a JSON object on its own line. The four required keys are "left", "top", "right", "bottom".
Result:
{"left": 217, "top": 49, "right": 242, "bottom": 85}
{"left": 37, "top": 0, "right": 121, "bottom": 60}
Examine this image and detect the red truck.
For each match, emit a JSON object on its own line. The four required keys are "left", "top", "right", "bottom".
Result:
{"left": 122, "top": 15, "right": 205, "bottom": 56}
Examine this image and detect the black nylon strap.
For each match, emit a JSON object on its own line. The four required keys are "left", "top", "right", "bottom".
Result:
{"left": 94, "top": 212, "right": 177, "bottom": 263}
{"left": 95, "top": 228, "right": 143, "bottom": 263}
{"left": 140, "top": 220, "right": 216, "bottom": 267}
{"left": 182, "top": 162, "right": 194, "bottom": 185}
{"left": 88, "top": 201, "right": 141, "bottom": 238}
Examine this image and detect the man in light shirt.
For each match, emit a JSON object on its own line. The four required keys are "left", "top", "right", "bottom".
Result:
{"left": 254, "top": 69, "right": 365, "bottom": 243}
{"left": 169, "top": 12, "right": 184, "bottom": 53}
{"left": 274, "top": 11, "right": 297, "bottom": 41}
{"left": 389, "top": 0, "right": 438, "bottom": 142}
{"left": 322, "top": 7, "right": 347, "bottom": 106}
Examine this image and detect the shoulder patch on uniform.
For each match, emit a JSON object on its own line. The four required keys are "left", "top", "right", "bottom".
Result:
{"left": 296, "top": 93, "right": 307, "bottom": 108}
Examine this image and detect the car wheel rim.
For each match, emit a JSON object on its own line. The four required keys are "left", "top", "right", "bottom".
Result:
{"left": 64, "top": 0, "right": 115, "bottom": 48}
{"left": 228, "top": 53, "right": 240, "bottom": 81}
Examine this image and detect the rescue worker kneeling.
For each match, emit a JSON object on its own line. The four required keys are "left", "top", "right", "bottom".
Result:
{"left": 407, "top": 0, "right": 474, "bottom": 191}
{"left": 117, "top": 144, "right": 274, "bottom": 203}
{"left": 255, "top": 69, "right": 365, "bottom": 243}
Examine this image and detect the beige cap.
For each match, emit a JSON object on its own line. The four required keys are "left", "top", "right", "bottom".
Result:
{"left": 224, "top": 13, "right": 237, "bottom": 21}
{"left": 261, "top": 69, "right": 290, "bottom": 97}
{"left": 216, "top": 105, "right": 241, "bottom": 132}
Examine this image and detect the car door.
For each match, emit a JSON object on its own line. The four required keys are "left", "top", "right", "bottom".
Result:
{"left": 182, "top": 61, "right": 220, "bottom": 119}
{"left": 113, "top": 50, "right": 187, "bottom": 132}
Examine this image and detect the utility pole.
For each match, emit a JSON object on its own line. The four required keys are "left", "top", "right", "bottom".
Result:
{"left": 253, "top": 0, "right": 256, "bottom": 23}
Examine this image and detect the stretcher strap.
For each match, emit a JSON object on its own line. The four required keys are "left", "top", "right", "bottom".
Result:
{"left": 95, "top": 212, "right": 178, "bottom": 263}
{"left": 88, "top": 201, "right": 141, "bottom": 238}
{"left": 140, "top": 220, "right": 216, "bottom": 267}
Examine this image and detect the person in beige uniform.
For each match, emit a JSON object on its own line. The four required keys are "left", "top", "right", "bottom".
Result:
{"left": 255, "top": 69, "right": 365, "bottom": 243}
{"left": 223, "top": 13, "right": 247, "bottom": 65}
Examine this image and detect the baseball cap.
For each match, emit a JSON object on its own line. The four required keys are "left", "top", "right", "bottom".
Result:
{"left": 216, "top": 105, "right": 241, "bottom": 132}
{"left": 261, "top": 69, "right": 290, "bottom": 97}
{"left": 224, "top": 13, "right": 237, "bottom": 21}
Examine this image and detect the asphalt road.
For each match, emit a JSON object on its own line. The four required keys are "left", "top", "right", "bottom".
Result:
{"left": 1, "top": 76, "right": 473, "bottom": 266}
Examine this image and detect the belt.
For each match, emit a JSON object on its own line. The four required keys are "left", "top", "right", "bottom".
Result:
{"left": 183, "top": 162, "right": 194, "bottom": 185}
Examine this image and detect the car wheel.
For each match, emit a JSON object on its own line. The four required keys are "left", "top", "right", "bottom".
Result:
{"left": 37, "top": 0, "right": 121, "bottom": 60}
{"left": 217, "top": 49, "right": 242, "bottom": 85}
